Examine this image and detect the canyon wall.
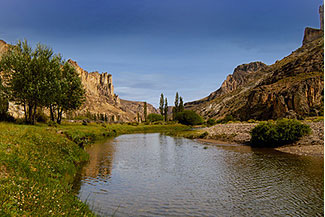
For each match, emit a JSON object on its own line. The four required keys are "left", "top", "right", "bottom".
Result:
{"left": 0, "top": 40, "right": 157, "bottom": 122}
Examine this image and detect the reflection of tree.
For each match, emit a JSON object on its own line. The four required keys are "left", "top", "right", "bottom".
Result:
{"left": 83, "top": 138, "right": 116, "bottom": 179}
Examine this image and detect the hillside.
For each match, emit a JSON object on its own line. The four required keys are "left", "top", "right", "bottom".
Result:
{"left": 0, "top": 40, "right": 157, "bottom": 122}
{"left": 185, "top": 31, "right": 324, "bottom": 121}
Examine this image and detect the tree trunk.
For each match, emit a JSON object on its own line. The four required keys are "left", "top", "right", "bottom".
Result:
{"left": 28, "top": 103, "right": 33, "bottom": 124}
{"left": 49, "top": 105, "right": 55, "bottom": 122}
{"left": 57, "top": 107, "right": 63, "bottom": 124}
{"left": 23, "top": 102, "right": 27, "bottom": 123}
{"left": 32, "top": 104, "right": 37, "bottom": 124}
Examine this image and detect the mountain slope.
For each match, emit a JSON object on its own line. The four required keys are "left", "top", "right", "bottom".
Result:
{"left": 185, "top": 34, "right": 324, "bottom": 121}
{"left": 0, "top": 40, "right": 157, "bottom": 122}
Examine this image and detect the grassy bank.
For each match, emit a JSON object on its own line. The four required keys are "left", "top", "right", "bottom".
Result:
{"left": 0, "top": 122, "right": 189, "bottom": 216}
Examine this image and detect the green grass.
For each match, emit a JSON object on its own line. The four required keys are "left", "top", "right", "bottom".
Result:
{"left": 165, "top": 129, "right": 208, "bottom": 139}
{"left": 0, "top": 122, "right": 189, "bottom": 216}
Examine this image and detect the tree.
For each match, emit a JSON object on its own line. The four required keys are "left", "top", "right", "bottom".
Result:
{"left": 53, "top": 61, "right": 85, "bottom": 124}
{"left": 164, "top": 97, "right": 168, "bottom": 122}
{"left": 179, "top": 97, "right": 184, "bottom": 112}
{"left": 0, "top": 76, "right": 9, "bottom": 120}
{"left": 144, "top": 102, "right": 147, "bottom": 122}
{"left": 174, "top": 92, "right": 179, "bottom": 112}
{"left": 0, "top": 40, "right": 59, "bottom": 124}
{"left": 159, "top": 93, "right": 164, "bottom": 116}
{"left": 172, "top": 107, "right": 177, "bottom": 120}
{"left": 137, "top": 112, "right": 140, "bottom": 123}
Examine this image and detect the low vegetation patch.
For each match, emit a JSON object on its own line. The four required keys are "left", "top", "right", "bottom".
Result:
{"left": 175, "top": 110, "right": 203, "bottom": 126}
{"left": 0, "top": 122, "right": 189, "bottom": 216}
{"left": 206, "top": 118, "right": 216, "bottom": 127}
{"left": 250, "top": 119, "right": 311, "bottom": 147}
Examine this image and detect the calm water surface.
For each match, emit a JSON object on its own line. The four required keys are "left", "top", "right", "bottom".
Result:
{"left": 76, "top": 133, "right": 324, "bottom": 216}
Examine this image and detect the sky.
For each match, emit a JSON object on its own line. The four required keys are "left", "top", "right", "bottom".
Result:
{"left": 0, "top": 0, "right": 322, "bottom": 107}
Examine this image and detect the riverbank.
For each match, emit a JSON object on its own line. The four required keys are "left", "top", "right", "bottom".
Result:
{"left": 0, "top": 122, "right": 189, "bottom": 216}
{"left": 203, "top": 121, "right": 324, "bottom": 157}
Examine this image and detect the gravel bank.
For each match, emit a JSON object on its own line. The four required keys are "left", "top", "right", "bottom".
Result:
{"left": 204, "top": 121, "right": 324, "bottom": 157}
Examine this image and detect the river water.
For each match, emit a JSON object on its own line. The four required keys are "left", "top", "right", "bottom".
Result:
{"left": 76, "top": 133, "right": 324, "bottom": 216}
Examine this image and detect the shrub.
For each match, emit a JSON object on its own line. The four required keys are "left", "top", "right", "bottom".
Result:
{"left": 147, "top": 113, "right": 164, "bottom": 122}
{"left": 199, "top": 131, "right": 209, "bottom": 138}
{"left": 175, "top": 110, "right": 203, "bottom": 126}
{"left": 36, "top": 110, "right": 48, "bottom": 123}
{"left": 250, "top": 119, "right": 311, "bottom": 147}
{"left": 207, "top": 118, "right": 216, "bottom": 127}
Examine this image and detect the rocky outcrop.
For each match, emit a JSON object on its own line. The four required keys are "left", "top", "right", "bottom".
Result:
{"left": 0, "top": 40, "right": 157, "bottom": 122}
{"left": 185, "top": 32, "right": 324, "bottom": 121}
{"left": 0, "top": 40, "right": 9, "bottom": 56}
{"left": 303, "top": 27, "right": 323, "bottom": 45}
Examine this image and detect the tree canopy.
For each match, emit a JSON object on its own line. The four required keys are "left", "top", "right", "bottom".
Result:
{"left": 0, "top": 40, "right": 85, "bottom": 124}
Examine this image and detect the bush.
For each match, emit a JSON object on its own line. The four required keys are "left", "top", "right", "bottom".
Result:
{"left": 175, "top": 110, "right": 203, "bottom": 126}
{"left": 207, "top": 118, "right": 216, "bottom": 127}
{"left": 250, "top": 119, "right": 311, "bottom": 147}
{"left": 198, "top": 131, "right": 209, "bottom": 138}
{"left": 147, "top": 113, "right": 164, "bottom": 122}
{"left": 36, "top": 110, "right": 48, "bottom": 123}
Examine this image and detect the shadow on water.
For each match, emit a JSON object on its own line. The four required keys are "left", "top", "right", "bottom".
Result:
{"left": 74, "top": 133, "right": 324, "bottom": 217}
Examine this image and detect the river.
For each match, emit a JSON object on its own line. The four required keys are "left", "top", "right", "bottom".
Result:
{"left": 76, "top": 133, "right": 324, "bottom": 216}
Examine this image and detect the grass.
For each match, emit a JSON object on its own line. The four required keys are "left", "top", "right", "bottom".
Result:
{"left": 0, "top": 122, "right": 189, "bottom": 216}
{"left": 165, "top": 129, "right": 208, "bottom": 139}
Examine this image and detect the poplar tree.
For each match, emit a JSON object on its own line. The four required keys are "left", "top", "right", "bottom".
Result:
{"left": 159, "top": 93, "right": 164, "bottom": 116}
{"left": 164, "top": 98, "right": 168, "bottom": 122}
{"left": 179, "top": 97, "right": 184, "bottom": 112}
{"left": 174, "top": 92, "right": 179, "bottom": 112}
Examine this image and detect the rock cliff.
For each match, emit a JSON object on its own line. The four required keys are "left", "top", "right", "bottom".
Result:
{"left": 0, "top": 40, "right": 157, "bottom": 122}
{"left": 185, "top": 33, "right": 324, "bottom": 121}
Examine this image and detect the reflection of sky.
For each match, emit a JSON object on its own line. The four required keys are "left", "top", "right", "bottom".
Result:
{"left": 0, "top": 0, "right": 321, "bottom": 107}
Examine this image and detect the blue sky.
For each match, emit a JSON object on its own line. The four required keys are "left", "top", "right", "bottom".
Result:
{"left": 0, "top": 0, "right": 322, "bottom": 107}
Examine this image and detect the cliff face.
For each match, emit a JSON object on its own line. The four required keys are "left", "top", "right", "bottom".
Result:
{"left": 185, "top": 34, "right": 324, "bottom": 121}
{"left": 0, "top": 40, "right": 157, "bottom": 122}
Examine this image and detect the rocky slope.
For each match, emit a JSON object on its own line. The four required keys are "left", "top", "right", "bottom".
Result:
{"left": 185, "top": 29, "right": 324, "bottom": 121}
{"left": 0, "top": 40, "right": 157, "bottom": 122}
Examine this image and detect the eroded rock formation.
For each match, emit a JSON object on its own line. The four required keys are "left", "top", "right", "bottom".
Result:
{"left": 0, "top": 40, "right": 157, "bottom": 122}
{"left": 185, "top": 31, "right": 324, "bottom": 120}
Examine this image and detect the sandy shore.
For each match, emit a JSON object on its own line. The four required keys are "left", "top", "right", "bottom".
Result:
{"left": 203, "top": 121, "right": 324, "bottom": 157}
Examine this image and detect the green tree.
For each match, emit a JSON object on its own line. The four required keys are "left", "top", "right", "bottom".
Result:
{"left": 174, "top": 92, "right": 179, "bottom": 112}
{"left": 144, "top": 102, "right": 147, "bottom": 122}
{"left": 54, "top": 61, "right": 85, "bottom": 124}
{"left": 159, "top": 93, "right": 164, "bottom": 116}
{"left": 173, "top": 92, "right": 179, "bottom": 120}
{"left": 179, "top": 97, "right": 184, "bottom": 112}
{"left": 164, "top": 98, "right": 168, "bottom": 122}
{"left": 0, "top": 40, "right": 59, "bottom": 124}
{"left": 172, "top": 107, "right": 177, "bottom": 120}
{"left": 0, "top": 76, "right": 9, "bottom": 120}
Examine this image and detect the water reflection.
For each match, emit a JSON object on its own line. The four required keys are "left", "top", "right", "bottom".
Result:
{"left": 77, "top": 133, "right": 324, "bottom": 217}
{"left": 83, "top": 138, "right": 116, "bottom": 180}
